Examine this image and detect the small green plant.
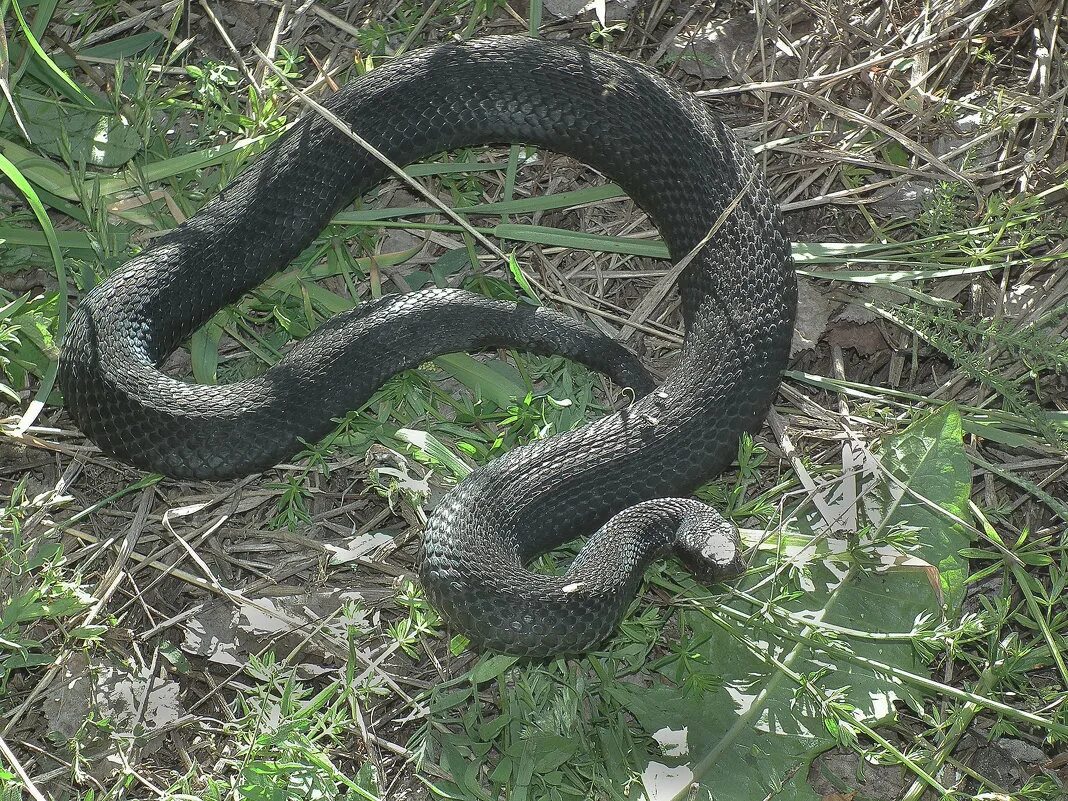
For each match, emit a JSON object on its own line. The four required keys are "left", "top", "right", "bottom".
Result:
{"left": 695, "top": 433, "right": 779, "bottom": 520}
{"left": 881, "top": 302, "right": 1068, "bottom": 448}
{"left": 390, "top": 581, "right": 442, "bottom": 658}
{"left": 0, "top": 293, "right": 59, "bottom": 395}
{"left": 203, "top": 653, "right": 383, "bottom": 801}
{"left": 182, "top": 48, "right": 301, "bottom": 140}
{"left": 269, "top": 475, "right": 315, "bottom": 530}
{"left": 588, "top": 21, "right": 627, "bottom": 47}
{"left": 0, "top": 481, "right": 94, "bottom": 692}
{"left": 0, "top": 309, "right": 24, "bottom": 403}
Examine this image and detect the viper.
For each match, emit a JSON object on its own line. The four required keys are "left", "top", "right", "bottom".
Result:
{"left": 59, "top": 35, "right": 796, "bottom": 656}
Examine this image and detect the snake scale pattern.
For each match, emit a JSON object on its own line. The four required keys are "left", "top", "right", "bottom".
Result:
{"left": 59, "top": 36, "right": 796, "bottom": 656}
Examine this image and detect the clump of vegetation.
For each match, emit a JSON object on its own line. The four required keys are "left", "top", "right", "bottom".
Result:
{"left": 0, "top": 0, "right": 1065, "bottom": 799}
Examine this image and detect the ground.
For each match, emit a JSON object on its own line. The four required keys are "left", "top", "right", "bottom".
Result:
{"left": 0, "top": 1, "right": 1066, "bottom": 800}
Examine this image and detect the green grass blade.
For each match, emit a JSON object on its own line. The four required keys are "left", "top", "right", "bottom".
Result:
{"left": 0, "top": 152, "right": 67, "bottom": 430}
{"left": 9, "top": 0, "right": 90, "bottom": 104}
{"left": 493, "top": 223, "right": 670, "bottom": 258}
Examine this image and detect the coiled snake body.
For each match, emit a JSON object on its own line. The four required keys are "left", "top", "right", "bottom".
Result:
{"left": 59, "top": 36, "right": 796, "bottom": 656}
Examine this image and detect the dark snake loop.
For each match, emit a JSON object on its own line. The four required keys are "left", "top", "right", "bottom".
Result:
{"left": 59, "top": 36, "right": 796, "bottom": 656}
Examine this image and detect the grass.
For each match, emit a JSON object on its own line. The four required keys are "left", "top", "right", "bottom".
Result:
{"left": 1, "top": 0, "right": 1067, "bottom": 799}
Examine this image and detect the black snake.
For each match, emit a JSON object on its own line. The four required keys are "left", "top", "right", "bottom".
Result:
{"left": 59, "top": 36, "right": 796, "bottom": 656}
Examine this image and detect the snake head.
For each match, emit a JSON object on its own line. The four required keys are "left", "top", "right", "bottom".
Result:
{"left": 672, "top": 509, "right": 745, "bottom": 585}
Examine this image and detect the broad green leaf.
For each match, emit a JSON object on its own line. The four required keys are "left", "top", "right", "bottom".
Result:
{"left": 440, "top": 741, "right": 493, "bottom": 801}
{"left": 464, "top": 654, "right": 518, "bottom": 685}
{"left": 0, "top": 138, "right": 78, "bottom": 198}
{"left": 51, "top": 31, "right": 163, "bottom": 66}
{"left": 429, "top": 247, "right": 470, "bottom": 287}
{"left": 189, "top": 316, "right": 224, "bottom": 384}
{"left": 866, "top": 404, "right": 971, "bottom": 609}
{"left": 18, "top": 91, "right": 142, "bottom": 167}
{"left": 434, "top": 352, "right": 526, "bottom": 410}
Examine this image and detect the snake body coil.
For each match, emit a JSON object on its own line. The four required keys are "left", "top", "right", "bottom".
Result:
{"left": 59, "top": 36, "right": 796, "bottom": 656}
